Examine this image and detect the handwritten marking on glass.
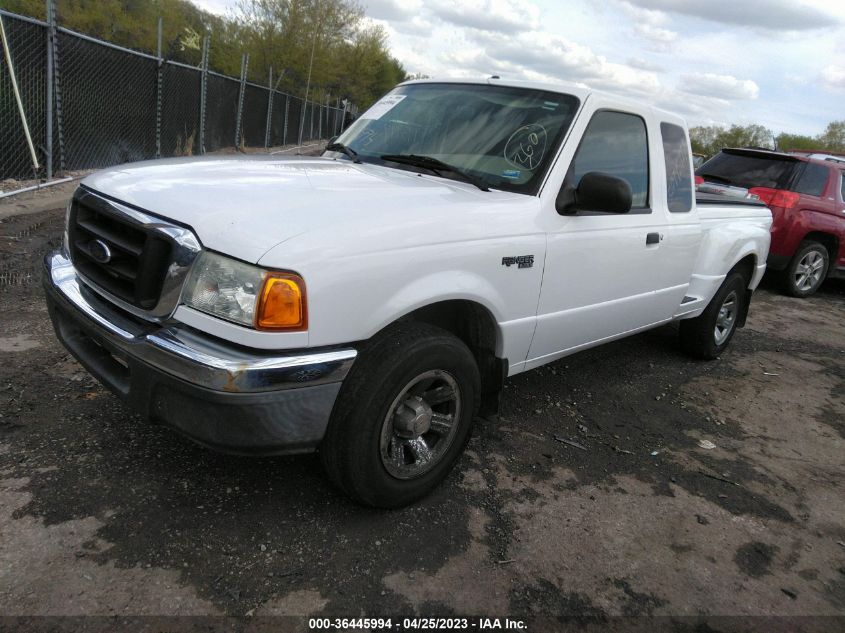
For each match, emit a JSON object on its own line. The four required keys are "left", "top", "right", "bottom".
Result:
{"left": 504, "top": 124, "right": 547, "bottom": 170}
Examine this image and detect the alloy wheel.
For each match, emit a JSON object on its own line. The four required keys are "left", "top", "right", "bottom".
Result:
{"left": 794, "top": 250, "right": 825, "bottom": 292}
{"left": 714, "top": 290, "right": 738, "bottom": 346}
{"left": 379, "top": 370, "right": 461, "bottom": 480}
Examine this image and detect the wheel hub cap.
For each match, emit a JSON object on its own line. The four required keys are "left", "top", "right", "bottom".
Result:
{"left": 380, "top": 370, "right": 461, "bottom": 480}
{"left": 393, "top": 396, "right": 432, "bottom": 438}
{"left": 714, "top": 290, "right": 737, "bottom": 346}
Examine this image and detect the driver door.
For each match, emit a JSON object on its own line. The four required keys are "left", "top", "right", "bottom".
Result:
{"left": 526, "top": 104, "right": 695, "bottom": 369}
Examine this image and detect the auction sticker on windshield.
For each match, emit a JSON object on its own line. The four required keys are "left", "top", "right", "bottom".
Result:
{"left": 360, "top": 94, "right": 406, "bottom": 120}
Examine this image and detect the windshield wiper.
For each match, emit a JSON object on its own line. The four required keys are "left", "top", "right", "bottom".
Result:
{"left": 380, "top": 154, "right": 490, "bottom": 192}
{"left": 325, "top": 142, "right": 361, "bottom": 164}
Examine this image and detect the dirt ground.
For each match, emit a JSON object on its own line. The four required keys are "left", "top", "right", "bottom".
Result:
{"left": 0, "top": 190, "right": 844, "bottom": 631}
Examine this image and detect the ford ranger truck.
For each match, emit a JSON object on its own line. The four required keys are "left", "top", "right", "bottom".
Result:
{"left": 44, "top": 79, "right": 772, "bottom": 508}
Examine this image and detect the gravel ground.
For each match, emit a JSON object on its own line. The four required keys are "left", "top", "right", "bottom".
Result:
{"left": 0, "top": 196, "right": 843, "bottom": 631}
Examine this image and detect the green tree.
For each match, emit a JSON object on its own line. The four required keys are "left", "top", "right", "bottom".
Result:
{"left": 775, "top": 133, "right": 825, "bottom": 152}
{"left": 690, "top": 123, "right": 774, "bottom": 158}
{"left": 3, "top": 0, "right": 406, "bottom": 106}
{"left": 818, "top": 120, "right": 845, "bottom": 152}
{"left": 232, "top": 0, "right": 405, "bottom": 105}
{"left": 332, "top": 24, "right": 404, "bottom": 107}
{"left": 691, "top": 121, "right": 845, "bottom": 158}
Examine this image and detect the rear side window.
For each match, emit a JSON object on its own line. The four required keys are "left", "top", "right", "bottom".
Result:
{"left": 697, "top": 152, "right": 796, "bottom": 189}
{"left": 569, "top": 111, "right": 649, "bottom": 208}
{"left": 793, "top": 163, "right": 829, "bottom": 197}
{"left": 660, "top": 122, "right": 692, "bottom": 213}
{"left": 841, "top": 172, "right": 845, "bottom": 201}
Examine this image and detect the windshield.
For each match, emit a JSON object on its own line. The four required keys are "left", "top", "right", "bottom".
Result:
{"left": 330, "top": 82, "right": 580, "bottom": 194}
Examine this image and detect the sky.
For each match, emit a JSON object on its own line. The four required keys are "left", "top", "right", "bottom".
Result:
{"left": 193, "top": 0, "right": 845, "bottom": 136}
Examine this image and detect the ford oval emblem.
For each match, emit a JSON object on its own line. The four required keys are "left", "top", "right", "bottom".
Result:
{"left": 88, "top": 239, "right": 112, "bottom": 264}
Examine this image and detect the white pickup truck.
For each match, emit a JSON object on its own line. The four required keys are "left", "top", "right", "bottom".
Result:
{"left": 44, "top": 78, "right": 772, "bottom": 507}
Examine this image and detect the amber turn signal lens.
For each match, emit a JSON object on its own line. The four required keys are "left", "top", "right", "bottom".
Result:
{"left": 256, "top": 273, "right": 307, "bottom": 330}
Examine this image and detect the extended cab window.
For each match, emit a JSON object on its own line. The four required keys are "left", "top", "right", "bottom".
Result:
{"left": 841, "top": 172, "right": 845, "bottom": 201}
{"left": 793, "top": 163, "right": 829, "bottom": 197}
{"left": 660, "top": 122, "right": 692, "bottom": 213}
{"left": 569, "top": 111, "right": 649, "bottom": 208}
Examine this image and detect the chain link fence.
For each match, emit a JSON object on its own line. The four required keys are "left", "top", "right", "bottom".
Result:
{"left": 1, "top": 13, "right": 47, "bottom": 181}
{"left": 0, "top": 8, "right": 351, "bottom": 183}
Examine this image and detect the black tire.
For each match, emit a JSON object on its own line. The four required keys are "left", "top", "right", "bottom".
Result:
{"left": 679, "top": 272, "right": 747, "bottom": 360}
{"left": 781, "top": 240, "right": 829, "bottom": 298}
{"left": 320, "top": 322, "right": 480, "bottom": 508}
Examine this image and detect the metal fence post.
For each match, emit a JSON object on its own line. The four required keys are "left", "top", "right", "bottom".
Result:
{"left": 47, "top": 0, "right": 65, "bottom": 173}
{"left": 155, "top": 16, "right": 162, "bottom": 159}
{"left": 283, "top": 94, "right": 289, "bottom": 146}
{"left": 301, "top": 100, "right": 306, "bottom": 143}
{"left": 45, "top": 0, "right": 54, "bottom": 179}
{"left": 334, "top": 97, "right": 339, "bottom": 136}
{"left": 309, "top": 101, "right": 314, "bottom": 141}
{"left": 1, "top": 14, "right": 39, "bottom": 177}
{"left": 263, "top": 66, "right": 273, "bottom": 149}
{"left": 198, "top": 34, "right": 209, "bottom": 155}
{"left": 234, "top": 52, "right": 248, "bottom": 149}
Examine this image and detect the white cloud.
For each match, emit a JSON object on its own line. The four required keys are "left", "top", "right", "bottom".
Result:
{"left": 189, "top": 0, "right": 845, "bottom": 136}
{"left": 656, "top": 92, "right": 730, "bottom": 120}
{"left": 619, "top": 1, "right": 678, "bottom": 48}
{"left": 437, "top": 29, "right": 663, "bottom": 99}
{"left": 822, "top": 65, "right": 845, "bottom": 91}
{"left": 362, "top": 0, "right": 423, "bottom": 22}
{"left": 395, "top": 16, "right": 434, "bottom": 37}
{"left": 190, "top": 0, "right": 230, "bottom": 16}
{"left": 678, "top": 73, "right": 760, "bottom": 100}
{"left": 623, "top": 0, "right": 838, "bottom": 31}
{"left": 626, "top": 57, "right": 665, "bottom": 72}
{"left": 634, "top": 22, "right": 677, "bottom": 44}
{"left": 428, "top": 0, "right": 540, "bottom": 34}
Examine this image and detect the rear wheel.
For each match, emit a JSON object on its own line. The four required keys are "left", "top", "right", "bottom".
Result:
{"left": 679, "top": 272, "right": 747, "bottom": 360}
{"left": 782, "top": 241, "right": 829, "bottom": 297}
{"left": 320, "top": 322, "right": 480, "bottom": 508}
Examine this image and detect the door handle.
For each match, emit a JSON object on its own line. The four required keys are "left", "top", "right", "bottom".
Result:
{"left": 646, "top": 232, "right": 660, "bottom": 245}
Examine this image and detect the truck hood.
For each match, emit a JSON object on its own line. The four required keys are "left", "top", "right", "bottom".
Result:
{"left": 82, "top": 155, "right": 502, "bottom": 263}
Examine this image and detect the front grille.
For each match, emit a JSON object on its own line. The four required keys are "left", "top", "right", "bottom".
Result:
{"left": 68, "top": 196, "right": 173, "bottom": 309}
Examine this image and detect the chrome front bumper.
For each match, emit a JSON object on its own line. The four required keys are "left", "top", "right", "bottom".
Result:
{"left": 43, "top": 250, "right": 357, "bottom": 454}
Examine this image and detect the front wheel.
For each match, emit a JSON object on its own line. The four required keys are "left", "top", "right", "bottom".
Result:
{"left": 782, "top": 241, "right": 829, "bottom": 297}
{"left": 679, "top": 272, "right": 747, "bottom": 360}
{"left": 320, "top": 322, "right": 480, "bottom": 508}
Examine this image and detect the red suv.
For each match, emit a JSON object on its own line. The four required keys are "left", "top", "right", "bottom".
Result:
{"left": 696, "top": 149, "right": 845, "bottom": 297}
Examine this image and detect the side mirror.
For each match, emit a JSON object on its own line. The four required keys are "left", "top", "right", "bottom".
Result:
{"left": 328, "top": 135, "right": 338, "bottom": 145}
{"left": 556, "top": 171, "right": 633, "bottom": 215}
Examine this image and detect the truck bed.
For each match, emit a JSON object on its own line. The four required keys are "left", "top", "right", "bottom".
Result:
{"left": 696, "top": 192, "right": 768, "bottom": 207}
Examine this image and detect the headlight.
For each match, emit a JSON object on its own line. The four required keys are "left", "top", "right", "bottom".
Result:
{"left": 182, "top": 251, "right": 306, "bottom": 330}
